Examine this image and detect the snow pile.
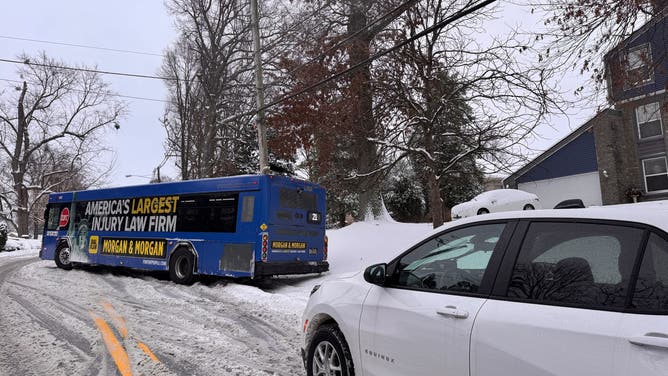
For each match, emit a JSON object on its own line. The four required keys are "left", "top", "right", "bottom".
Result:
{"left": 226, "top": 220, "right": 432, "bottom": 320}
{"left": 326, "top": 220, "right": 431, "bottom": 275}
{"left": 0, "top": 237, "right": 41, "bottom": 258}
{"left": 219, "top": 220, "right": 431, "bottom": 333}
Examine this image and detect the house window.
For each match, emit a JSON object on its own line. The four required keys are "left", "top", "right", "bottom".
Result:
{"left": 624, "top": 43, "right": 653, "bottom": 87}
{"left": 643, "top": 156, "right": 668, "bottom": 192}
{"left": 635, "top": 102, "right": 663, "bottom": 139}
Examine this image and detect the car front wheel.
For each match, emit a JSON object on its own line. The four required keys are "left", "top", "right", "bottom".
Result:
{"left": 307, "top": 324, "right": 354, "bottom": 376}
{"left": 523, "top": 204, "right": 535, "bottom": 210}
{"left": 477, "top": 208, "right": 489, "bottom": 215}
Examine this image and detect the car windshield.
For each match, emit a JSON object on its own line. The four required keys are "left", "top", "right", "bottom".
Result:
{"left": 404, "top": 235, "right": 499, "bottom": 271}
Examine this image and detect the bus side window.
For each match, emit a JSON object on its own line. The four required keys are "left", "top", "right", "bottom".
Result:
{"left": 176, "top": 194, "right": 238, "bottom": 233}
{"left": 208, "top": 196, "right": 237, "bottom": 233}
{"left": 241, "top": 196, "right": 255, "bottom": 223}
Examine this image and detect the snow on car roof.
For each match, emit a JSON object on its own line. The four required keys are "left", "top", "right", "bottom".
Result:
{"left": 441, "top": 200, "right": 668, "bottom": 234}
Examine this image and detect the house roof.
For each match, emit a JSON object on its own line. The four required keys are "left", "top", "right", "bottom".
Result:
{"left": 503, "top": 108, "right": 622, "bottom": 187}
{"left": 604, "top": 7, "right": 668, "bottom": 60}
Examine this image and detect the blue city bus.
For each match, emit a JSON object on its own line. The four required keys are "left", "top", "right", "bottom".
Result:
{"left": 39, "top": 175, "right": 328, "bottom": 284}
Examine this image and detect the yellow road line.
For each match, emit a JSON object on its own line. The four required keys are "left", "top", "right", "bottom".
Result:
{"left": 90, "top": 312, "right": 132, "bottom": 376}
{"left": 100, "top": 300, "right": 128, "bottom": 339}
{"left": 137, "top": 342, "right": 160, "bottom": 363}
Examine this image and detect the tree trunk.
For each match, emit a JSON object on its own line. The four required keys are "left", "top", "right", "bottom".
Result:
{"left": 15, "top": 181, "right": 29, "bottom": 236}
{"left": 428, "top": 172, "right": 444, "bottom": 228}
{"left": 13, "top": 82, "right": 29, "bottom": 236}
{"left": 349, "top": 0, "right": 381, "bottom": 220}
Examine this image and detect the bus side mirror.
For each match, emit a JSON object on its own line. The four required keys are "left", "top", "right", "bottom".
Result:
{"left": 364, "top": 263, "right": 387, "bottom": 286}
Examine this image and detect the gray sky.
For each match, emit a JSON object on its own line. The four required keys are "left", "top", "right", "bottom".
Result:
{"left": 0, "top": 1, "right": 600, "bottom": 187}
{"left": 0, "top": 1, "right": 176, "bottom": 187}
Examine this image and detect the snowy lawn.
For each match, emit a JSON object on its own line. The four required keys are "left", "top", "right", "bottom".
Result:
{"left": 0, "top": 236, "right": 41, "bottom": 258}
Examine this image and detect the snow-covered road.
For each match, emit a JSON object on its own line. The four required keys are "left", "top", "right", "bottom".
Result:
{"left": 0, "top": 255, "right": 310, "bottom": 375}
{"left": 0, "top": 221, "right": 431, "bottom": 376}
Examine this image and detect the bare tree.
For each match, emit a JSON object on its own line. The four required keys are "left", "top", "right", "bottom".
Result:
{"left": 162, "top": 0, "right": 330, "bottom": 179}
{"left": 0, "top": 52, "right": 123, "bottom": 236}
{"left": 533, "top": 0, "right": 667, "bottom": 88}
{"left": 163, "top": 0, "right": 256, "bottom": 179}
{"left": 374, "top": 0, "right": 561, "bottom": 227}
{"left": 268, "top": 0, "right": 421, "bottom": 221}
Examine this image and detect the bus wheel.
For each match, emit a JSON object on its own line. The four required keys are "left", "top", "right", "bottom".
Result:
{"left": 55, "top": 244, "right": 73, "bottom": 270}
{"left": 170, "top": 248, "right": 195, "bottom": 285}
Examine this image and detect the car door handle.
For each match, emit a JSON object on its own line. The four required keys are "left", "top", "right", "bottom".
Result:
{"left": 436, "top": 306, "right": 469, "bottom": 319}
{"left": 628, "top": 333, "right": 668, "bottom": 349}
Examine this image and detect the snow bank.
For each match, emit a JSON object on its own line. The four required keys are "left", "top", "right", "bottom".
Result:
{"left": 225, "top": 220, "right": 432, "bottom": 325}
{"left": 326, "top": 221, "right": 431, "bottom": 275}
{"left": 0, "top": 237, "right": 41, "bottom": 258}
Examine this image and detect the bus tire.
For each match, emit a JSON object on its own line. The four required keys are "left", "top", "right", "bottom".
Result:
{"left": 169, "top": 248, "right": 195, "bottom": 285}
{"left": 55, "top": 244, "right": 73, "bottom": 270}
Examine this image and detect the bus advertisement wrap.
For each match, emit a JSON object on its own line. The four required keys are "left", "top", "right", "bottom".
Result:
{"left": 86, "top": 196, "right": 179, "bottom": 232}
{"left": 40, "top": 175, "right": 329, "bottom": 283}
{"left": 96, "top": 237, "right": 167, "bottom": 259}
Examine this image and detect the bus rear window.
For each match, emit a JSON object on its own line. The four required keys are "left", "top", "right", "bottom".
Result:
{"left": 279, "top": 188, "right": 317, "bottom": 211}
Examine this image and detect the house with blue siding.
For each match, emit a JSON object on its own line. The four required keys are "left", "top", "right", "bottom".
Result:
{"left": 506, "top": 12, "right": 668, "bottom": 206}
{"left": 505, "top": 111, "right": 621, "bottom": 208}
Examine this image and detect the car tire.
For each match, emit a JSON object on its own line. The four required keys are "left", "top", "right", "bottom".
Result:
{"left": 477, "top": 208, "right": 489, "bottom": 215}
{"left": 523, "top": 204, "right": 535, "bottom": 210}
{"left": 307, "top": 324, "right": 355, "bottom": 376}
{"left": 169, "top": 248, "right": 196, "bottom": 285}
{"left": 54, "top": 244, "right": 73, "bottom": 270}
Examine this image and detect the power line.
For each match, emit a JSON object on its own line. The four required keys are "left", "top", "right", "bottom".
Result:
{"left": 284, "top": 0, "right": 419, "bottom": 78}
{"left": 0, "top": 57, "right": 172, "bottom": 81}
{"left": 272, "top": 0, "right": 498, "bottom": 109}
{"left": 223, "top": 0, "right": 498, "bottom": 124}
{"left": 0, "top": 1, "right": 421, "bottom": 87}
{"left": 0, "top": 35, "right": 164, "bottom": 57}
{"left": 0, "top": 78, "right": 168, "bottom": 103}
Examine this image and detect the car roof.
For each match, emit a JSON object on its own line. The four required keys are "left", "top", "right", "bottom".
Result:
{"left": 441, "top": 200, "right": 668, "bottom": 234}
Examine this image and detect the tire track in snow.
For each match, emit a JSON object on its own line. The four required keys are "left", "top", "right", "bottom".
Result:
{"left": 0, "top": 259, "right": 121, "bottom": 376}
{"left": 1, "top": 257, "right": 306, "bottom": 375}
{"left": 0, "top": 258, "right": 42, "bottom": 376}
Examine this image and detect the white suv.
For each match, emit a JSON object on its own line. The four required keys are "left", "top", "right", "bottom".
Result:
{"left": 301, "top": 203, "right": 668, "bottom": 376}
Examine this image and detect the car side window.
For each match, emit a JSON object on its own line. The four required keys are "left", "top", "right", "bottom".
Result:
{"left": 632, "top": 233, "right": 668, "bottom": 312}
{"left": 507, "top": 222, "right": 644, "bottom": 308}
{"left": 390, "top": 223, "right": 506, "bottom": 293}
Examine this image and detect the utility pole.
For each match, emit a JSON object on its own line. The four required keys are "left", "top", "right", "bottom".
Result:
{"left": 250, "top": 0, "right": 270, "bottom": 174}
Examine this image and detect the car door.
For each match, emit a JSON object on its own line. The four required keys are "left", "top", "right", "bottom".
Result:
{"left": 472, "top": 220, "right": 646, "bottom": 376}
{"left": 358, "top": 221, "right": 514, "bottom": 376}
{"left": 614, "top": 232, "right": 668, "bottom": 376}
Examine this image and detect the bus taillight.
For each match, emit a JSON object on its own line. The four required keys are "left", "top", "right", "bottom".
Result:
{"left": 323, "top": 235, "right": 328, "bottom": 261}
{"left": 261, "top": 233, "right": 268, "bottom": 262}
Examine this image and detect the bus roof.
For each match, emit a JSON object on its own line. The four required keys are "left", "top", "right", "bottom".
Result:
{"left": 48, "top": 174, "right": 323, "bottom": 203}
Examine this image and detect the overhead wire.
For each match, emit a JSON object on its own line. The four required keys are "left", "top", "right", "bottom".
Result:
{"left": 0, "top": 0, "right": 496, "bottom": 112}
{"left": 0, "top": 57, "right": 172, "bottom": 81}
{"left": 0, "top": 78, "right": 168, "bottom": 103}
{"left": 282, "top": 0, "right": 420, "bottom": 78}
{"left": 0, "top": 0, "right": 420, "bottom": 85}
{"left": 221, "top": 0, "right": 498, "bottom": 124}
{"left": 0, "top": 35, "right": 164, "bottom": 57}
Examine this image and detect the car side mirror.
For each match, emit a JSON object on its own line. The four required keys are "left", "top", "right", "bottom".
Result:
{"left": 364, "top": 263, "right": 387, "bottom": 286}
